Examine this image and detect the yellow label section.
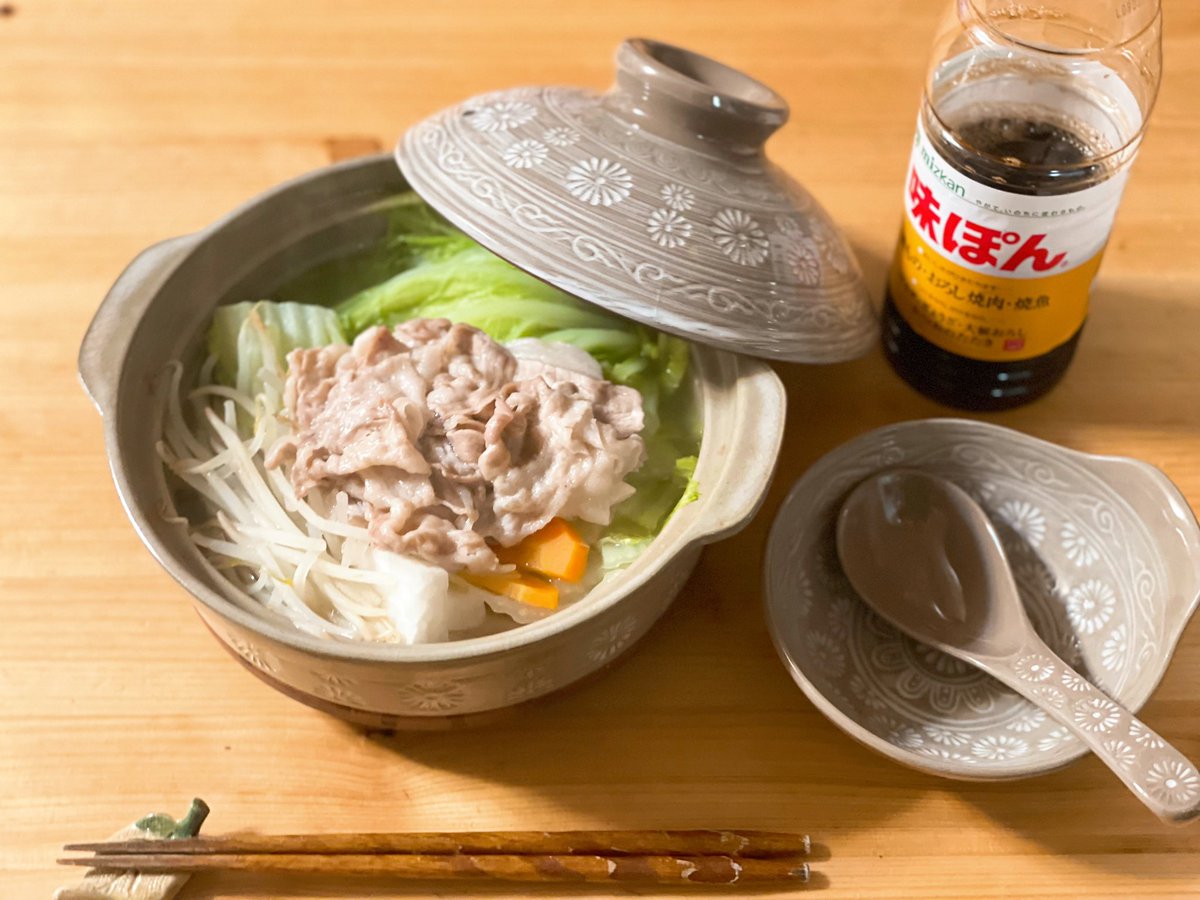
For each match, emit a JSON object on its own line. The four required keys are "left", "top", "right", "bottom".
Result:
{"left": 890, "top": 219, "right": 1104, "bottom": 362}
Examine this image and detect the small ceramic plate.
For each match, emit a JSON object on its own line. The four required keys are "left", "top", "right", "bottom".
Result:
{"left": 765, "top": 419, "right": 1200, "bottom": 780}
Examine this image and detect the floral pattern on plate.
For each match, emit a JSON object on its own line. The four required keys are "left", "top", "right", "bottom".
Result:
{"left": 765, "top": 419, "right": 1199, "bottom": 780}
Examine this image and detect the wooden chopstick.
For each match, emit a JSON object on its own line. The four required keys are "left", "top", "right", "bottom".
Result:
{"left": 64, "top": 828, "right": 810, "bottom": 859}
{"left": 58, "top": 852, "right": 809, "bottom": 885}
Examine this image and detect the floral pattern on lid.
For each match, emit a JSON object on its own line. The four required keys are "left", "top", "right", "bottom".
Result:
{"left": 396, "top": 39, "right": 874, "bottom": 363}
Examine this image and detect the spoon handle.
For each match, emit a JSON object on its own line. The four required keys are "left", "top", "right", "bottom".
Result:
{"left": 990, "top": 640, "right": 1199, "bottom": 823}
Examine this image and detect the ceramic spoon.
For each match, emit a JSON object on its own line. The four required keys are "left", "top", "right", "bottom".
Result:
{"left": 836, "top": 469, "right": 1200, "bottom": 823}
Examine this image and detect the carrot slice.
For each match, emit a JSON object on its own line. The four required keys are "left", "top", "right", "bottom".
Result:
{"left": 463, "top": 571, "right": 560, "bottom": 610}
{"left": 494, "top": 518, "right": 590, "bottom": 583}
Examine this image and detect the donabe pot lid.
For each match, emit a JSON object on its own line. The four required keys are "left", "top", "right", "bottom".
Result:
{"left": 396, "top": 37, "right": 876, "bottom": 363}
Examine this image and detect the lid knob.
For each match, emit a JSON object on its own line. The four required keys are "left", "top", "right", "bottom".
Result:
{"left": 609, "top": 38, "right": 790, "bottom": 156}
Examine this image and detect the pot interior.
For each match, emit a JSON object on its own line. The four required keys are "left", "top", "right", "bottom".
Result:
{"left": 109, "top": 155, "right": 725, "bottom": 660}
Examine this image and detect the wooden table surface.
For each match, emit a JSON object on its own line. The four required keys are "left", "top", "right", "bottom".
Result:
{"left": 4, "top": 0, "right": 1200, "bottom": 897}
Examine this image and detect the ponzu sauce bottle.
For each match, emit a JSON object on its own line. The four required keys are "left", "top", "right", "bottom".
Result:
{"left": 882, "top": 0, "right": 1162, "bottom": 410}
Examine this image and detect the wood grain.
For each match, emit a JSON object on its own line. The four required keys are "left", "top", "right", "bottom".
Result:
{"left": 3, "top": 0, "right": 1199, "bottom": 897}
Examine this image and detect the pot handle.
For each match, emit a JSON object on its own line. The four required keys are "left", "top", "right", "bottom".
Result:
{"left": 694, "top": 360, "right": 787, "bottom": 544}
{"left": 78, "top": 234, "right": 198, "bottom": 417}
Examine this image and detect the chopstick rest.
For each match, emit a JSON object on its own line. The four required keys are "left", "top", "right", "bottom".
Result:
{"left": 54, "top": 799, "right": 210, "bottom": 900}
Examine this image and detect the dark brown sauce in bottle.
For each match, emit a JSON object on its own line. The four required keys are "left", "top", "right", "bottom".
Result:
{"left": 883, "top": 113, "right": 1107, "bottom": 411}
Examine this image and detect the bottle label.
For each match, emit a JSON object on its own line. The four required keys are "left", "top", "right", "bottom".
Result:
{"left": 889, "top": 120, "right": 1129, "bottom": 362}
